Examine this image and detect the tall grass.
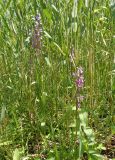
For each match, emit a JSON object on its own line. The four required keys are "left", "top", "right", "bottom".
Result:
{"left": 0, "top": 0, "right": 114, "bottom": 159}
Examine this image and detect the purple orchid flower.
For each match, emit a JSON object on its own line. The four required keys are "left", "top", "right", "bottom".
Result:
{"left": 75, "top": 67, "right": 85, "bottom": 108}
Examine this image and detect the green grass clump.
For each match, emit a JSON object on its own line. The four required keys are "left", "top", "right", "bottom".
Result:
{"left": 0, "top": 0, "right": 114, "bottom": 159}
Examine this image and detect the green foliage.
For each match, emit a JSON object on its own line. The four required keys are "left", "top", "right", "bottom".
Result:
{"left": 0, "top": 0, "right": 114, "bottom": 159}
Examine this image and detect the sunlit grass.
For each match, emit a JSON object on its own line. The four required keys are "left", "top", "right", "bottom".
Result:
{"left": 0, "top": 0, "right": 114, "bottom": 159}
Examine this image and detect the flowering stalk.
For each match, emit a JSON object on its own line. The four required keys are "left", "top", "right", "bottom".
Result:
{"left": 76, "top": 67, "right": 84, "bottom": 108}
{"left": 32, "top": 14, "right": 42, "bottom": 50}
{"left": 70, "top": 47, "right": 84, "bottom": 108}
{"left": 30, "top": 14, "right": 42, "bottom": 76}
{"left": 74, "top": 67, "right": 84, "bottom": 108}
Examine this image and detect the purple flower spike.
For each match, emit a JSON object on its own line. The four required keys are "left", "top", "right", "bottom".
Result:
{"left": 35, "top": 14, "right": 41, "bottom": 22}
{"left": 74, "top": 66, "right": 85, "bottom": 108}
{"left": 32, "top": 13, "right": 42, "bottom": 49}
{"left": 76, "top": 76, "right": 84, "bottom": 88}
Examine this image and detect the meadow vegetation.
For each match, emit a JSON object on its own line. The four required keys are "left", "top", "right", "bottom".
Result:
{"left": 0, "top": 0, "right": 115, "bottom": 159}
